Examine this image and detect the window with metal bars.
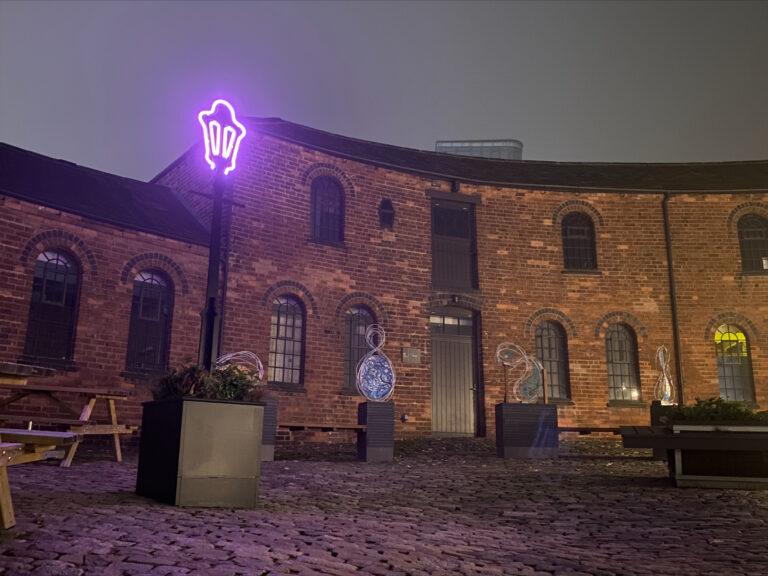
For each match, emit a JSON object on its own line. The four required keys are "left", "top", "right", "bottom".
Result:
{"left": 605, "top": 323, "right": 641, "bottom": 401}
{"left": 23, "top": 251, "right": 80, "bottom": 364}
{"left": 125, "top": 271, "right": 173, "bottom": 372}
{"left": 535, "top": 321, "right": 570, "bottom": 400}
{"left": 268, "top": 295, "right": 305, "bottom": 386}
{"left": 343, "top": 306, "right": 376, "bottom": 391}
{"left": 311, "top": 176, "right": 344, "bottom": 243}
{"left": 738, "top": 214, "right": 768, "bottom": 272}
{"left": 714, "top": 324, "right": 755, "bottom": 402}
{"left": 562, "top": 212, "right": 597, "bottom": 270}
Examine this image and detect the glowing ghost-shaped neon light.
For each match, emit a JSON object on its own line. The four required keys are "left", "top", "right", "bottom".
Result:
{"left": 198, "top": 99, "right": 246, "bottom": 175}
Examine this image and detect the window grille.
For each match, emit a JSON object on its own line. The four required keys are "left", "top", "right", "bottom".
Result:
{"left": 344, "top": 306, "right": 375, "bottom": 390}
{"left": 605, "top": 323, "right": 640, "bottom": 401}
{"left": 311, "top": 176, "right": 344, "bottom": 243}
{"left": 268, "top": 295, "right": 305, "bottom": 385}
{"left": 562, "top": 212, "right": 597, "bottom": 270}
{"left": 125, "top": 271, "right": 172, "bottom": 371}
{"left": 23, "top": 251, "right": 80, "bottom": 362}
{"left": 714, "top": 324, "right": 755, "bottom": 402}
{"left": 738, "top": 214, "right": 768, "bottom": 272}
{"left": 535, "top": 321, "right": 570, "bottom": 400}
{"left": 431, "top": 202, "right": 477, "bottom": 289}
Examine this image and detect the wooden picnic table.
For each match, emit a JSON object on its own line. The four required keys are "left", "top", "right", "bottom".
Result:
{"left": 0, "top": 428, "right": 81, "bottom": 529}
{"left": 0, "top": 381, "right": 136, "bottom": 467}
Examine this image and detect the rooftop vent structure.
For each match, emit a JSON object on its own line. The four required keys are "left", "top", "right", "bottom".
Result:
{"left": 435, "top": 139, "right": 523, "bottom": 160}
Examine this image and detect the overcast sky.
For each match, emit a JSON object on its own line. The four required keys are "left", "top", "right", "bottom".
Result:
{"left": 1, "top": 1, "right": 767, "bottom": 182}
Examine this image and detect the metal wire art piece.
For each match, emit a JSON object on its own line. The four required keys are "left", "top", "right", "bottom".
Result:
{"left": 653, "top": 345, "right": 675, "bottom": 405}
{"left": 495, "top": 342, "right": 543, "bottom": 403}
{"left": 356, "top": 325, "right": 395, "bottom": 402}
{"left": 215, "top": 351, "right": 264, "bottom": 381}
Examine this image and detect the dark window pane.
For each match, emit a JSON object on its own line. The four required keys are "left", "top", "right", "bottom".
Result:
{"left": 379, "top": 199, "right": 395, "bottom": 230}
{"left": 268, "top": 295, "right": 305, "bottom": 385}
{"left": 24, "top": 251, "right": 80, "bottom": 361}
{"left": 562, "top": 212, "right": 597, "bottom": 270}
{"left": 605, "top": 324, "right": 640, "bottom": 401}
{"left": 311, "top": 176, "right": 344, "bottom": 242}
{"left": 535, "top": 321, "right": 570, "bottom": 400}
{"left": 738, "top": 215, "right": 768, "bottom": 272}
{"left": 125, "top": 271, "right": 172, "bottom": 371}
{"left": 344, "top": 306, "right": 375, "bottom": 391}
{"left": 432, "top": 202, "right": 476, "bottom": 289}
{"left": 715, "top": 324, "right": 754, "bottom": 402}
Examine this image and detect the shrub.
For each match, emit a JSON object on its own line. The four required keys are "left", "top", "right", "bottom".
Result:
{"left": 669, "top": 397, "right": 768, "bottom": 423}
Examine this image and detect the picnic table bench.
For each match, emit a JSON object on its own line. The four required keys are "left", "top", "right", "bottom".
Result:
{"left": 0, "top": 428, "right": 81, "bottom": 529}
{"left": 0, "top": 383, "right": 136, "bottom": 467}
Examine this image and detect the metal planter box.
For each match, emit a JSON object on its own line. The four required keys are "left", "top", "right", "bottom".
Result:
{"left": 357, "top": 401, "right": 394, "bottom": 462}
{"left": 495, "top": 403, "right": 559, "bottom": 458}
{"left": 136, "top": 398, "right": 263, "bottom": 508}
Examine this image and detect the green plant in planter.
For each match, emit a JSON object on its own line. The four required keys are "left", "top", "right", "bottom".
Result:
{"left": 669, "top": 397, "right": 768, "bottom": 423}
{"left": 153, "top": 361, "right": 263, "bottom": 402}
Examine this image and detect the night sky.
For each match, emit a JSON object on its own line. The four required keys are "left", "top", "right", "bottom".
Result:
{"left": 1, "top": 1, "right": 767, "bottom": 182}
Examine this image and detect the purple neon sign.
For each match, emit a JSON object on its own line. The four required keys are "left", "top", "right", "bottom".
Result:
{"left": 198, "top": 99, "right": 246, "bottom": 175}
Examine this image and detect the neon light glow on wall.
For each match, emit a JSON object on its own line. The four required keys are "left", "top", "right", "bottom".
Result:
{"left": 198, "top": 99, "right": 246, "bottom": 175}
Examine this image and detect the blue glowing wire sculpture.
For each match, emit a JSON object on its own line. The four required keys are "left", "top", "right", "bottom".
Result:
{"left": 356, "top": 325, "right": 395, "bottom": 402}
{"left": 653, "top": 345, "right": 675, "bottom": 405}
{"left": 495, "top": 342, "right": 543, "bottom": 403}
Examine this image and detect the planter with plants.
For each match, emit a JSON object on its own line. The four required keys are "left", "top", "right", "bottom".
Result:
{"left": 135, "top": 359, "right": 264, "bottom": 508}
{"left": 665, "top": 398, "right": 768, "bottom": 489}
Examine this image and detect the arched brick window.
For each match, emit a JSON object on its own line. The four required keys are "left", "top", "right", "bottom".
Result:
{"left": 268, "top": 295, "right": 305, "bottom": 386}
{"left": 535, "top": 321, "right": 570, "bottom": 400}
{"left": 125, "top": 270, "right": 173, "bottom": 372}
{"left": 311, "top": 176, "right": 344, "bottom": 243}
{"left": 738, "top": 214, "right": 768, "bottom": 272}
{"left": 23, "top": 250, "right": 81, "bottom": 365}
{"left": 562, "top": 212, "right": 597, "bottom": 270}
{"left": 714, "top": 324, "right": 755, "bottom": 402}
{"left": 344, "top": 305, "right": 376, "bottom": 392}
{"left": 605, "top": 323, "right": 640, "bottom": 401}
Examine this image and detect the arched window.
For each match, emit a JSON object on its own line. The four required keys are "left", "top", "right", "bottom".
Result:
{"left": 268, "top": 295, "right": 305, "bottom": 386}
{"left": 562, "top": 212, "right": 597, "bottom": 270}
{"left": 311, "top": 176, "right": 344, "bottom": 243}
{"left": 535, "top": 321, "right": 570, "bottom": 400}
{"left": 379, "top": 199, "right": 395, "bottom": 230}
{"left": 23, "top": 250, "right": 80, "bottom": 364}
{"left": 605, "top": 323, "right": 640, "bottom": 401}
{"left": 125, "top": 271, "right": 173, "bottom": 372}
{"left": 714, "top": 324, "right": 755, "bottom": 402}
{"left": 344, "top": 305, "right": 376, "bottom": 391}
{"left": 738, "top": 214, "right": 768, "bottom": 272}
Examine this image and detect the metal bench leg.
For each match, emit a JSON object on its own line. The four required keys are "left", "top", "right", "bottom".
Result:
{"left": 0, "top": 467, "right": 15, "bottom": 529}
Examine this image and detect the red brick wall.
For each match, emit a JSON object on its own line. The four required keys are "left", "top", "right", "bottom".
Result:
{"left": 0, "top": 195, "right": 209, "bottom": 424}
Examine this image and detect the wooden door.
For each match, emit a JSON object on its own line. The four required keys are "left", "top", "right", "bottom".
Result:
{"left": 431, "top": 310, "right": 476, "bottom": 435}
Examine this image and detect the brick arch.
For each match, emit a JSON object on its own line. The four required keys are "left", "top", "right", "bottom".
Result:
{"left": 335, "top": 292, "right": 389, "bottom": 326}
{"left": 120, "top": 253, "right": 190, "bottom": 294}
{"left": 20, "top": 229, "right": 97, "bottom": 278}
{"left": 261, "top": 280, "right": 319, "bottom": 316}
{"left": 301, "top": 163, "right": 356, "bottom": 198}
{"left": 704, "top": 312, "right": 759, "bottom": 344}
{"left": 524, "top": 308, "right": 577, "bottom": 338}
{"left": 726, "top": 202, "right": 768, "bottom": 232}
{"left": 428, "top": 292, "right": 484, "bottom": 312}
{"left": 594, "top": 311, "right": 648, "bottom": 341}
{"left": 552, "top": 200, "right": 604, "bottom": 226}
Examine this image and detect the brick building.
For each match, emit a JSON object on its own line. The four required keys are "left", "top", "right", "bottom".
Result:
{"left": 2, "top": 119, "right": 768, "bottom": 438}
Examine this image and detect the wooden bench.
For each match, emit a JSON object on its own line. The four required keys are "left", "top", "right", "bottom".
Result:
{"left": 278, "top": 421, "right": 366, "bottom": 432}
{"left": 559, "top": 427, "right": 621, "bottom": 435}
{"left": 0, "top": 429, "right": 80, "bottom": 529}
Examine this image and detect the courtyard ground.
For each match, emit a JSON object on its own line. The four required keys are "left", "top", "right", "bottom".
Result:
{"left": 1, "top": 438, "right": 767, "bottom": 576}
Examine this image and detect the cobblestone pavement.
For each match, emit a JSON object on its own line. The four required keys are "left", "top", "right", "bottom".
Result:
{"left": 2, "top": 439, "right": 768, "bottom": 576}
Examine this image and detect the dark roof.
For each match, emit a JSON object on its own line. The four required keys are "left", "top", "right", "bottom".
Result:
{"left": 247, "top": 117, "right": 768, "bottom": 193}
{"left": 0, "top": 142, "right": 209, "bottom": 246}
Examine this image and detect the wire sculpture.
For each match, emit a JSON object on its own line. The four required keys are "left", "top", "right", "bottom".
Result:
{"left": 356, "top": 325, "right": 395, "bottom": 402}
{"left": 653, "top": 345, "right": 675, "bottom": 405}
{"left": 215, "top": 350, "right": 264, "bottom": 381}
{"left": 495, "top": 342, "right": 543, "bottom": 403}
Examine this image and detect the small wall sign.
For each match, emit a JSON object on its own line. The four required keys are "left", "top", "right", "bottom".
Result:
{"left": 401, "top": 347, "right": 421, "bottom": 365}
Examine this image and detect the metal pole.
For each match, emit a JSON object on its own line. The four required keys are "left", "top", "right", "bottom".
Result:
{"left": 199, "top": 169, "right": 225, "bottom": 371}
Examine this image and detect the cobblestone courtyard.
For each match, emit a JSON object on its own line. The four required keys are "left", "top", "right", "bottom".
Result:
{"left": 2, "top": 439, "right": 768, "bottom": 576}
